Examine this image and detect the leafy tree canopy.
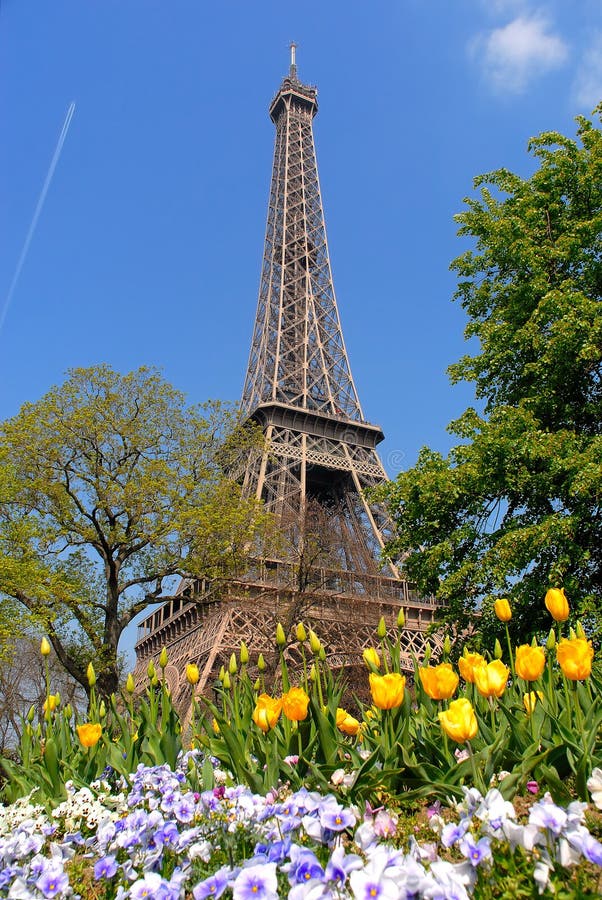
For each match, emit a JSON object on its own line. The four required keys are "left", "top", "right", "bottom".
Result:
{"left": 0, "top": 365, "right": 269, "bottom": 695}
{"left": 380, "top": 109, "right": 602, "bottom": 648}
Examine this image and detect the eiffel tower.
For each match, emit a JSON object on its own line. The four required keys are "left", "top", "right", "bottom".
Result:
{"left": 134, "top": 47, "right": 440, "bottom": 703}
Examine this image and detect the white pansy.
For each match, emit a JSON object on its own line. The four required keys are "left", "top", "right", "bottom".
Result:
{"left": 587, "top": 767, "right": 602, "bottom": 810}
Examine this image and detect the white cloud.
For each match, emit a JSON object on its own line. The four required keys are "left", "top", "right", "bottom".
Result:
{"left": 572, "top": 31, "right": 602, "bottom": 111}
{"left": 472, "top": 13, "right": 568, "bottom": 93}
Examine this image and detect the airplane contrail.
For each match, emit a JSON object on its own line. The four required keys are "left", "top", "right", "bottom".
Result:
{"left": 0, "top": 101, "right": 76, "bottom": 334}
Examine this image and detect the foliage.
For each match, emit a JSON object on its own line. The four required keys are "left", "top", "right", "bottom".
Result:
{"left": 0, "top": 365, "right": 269, "bottom": 696}
{"left": 378, "top": 109, "right": 602, "bottom": 647}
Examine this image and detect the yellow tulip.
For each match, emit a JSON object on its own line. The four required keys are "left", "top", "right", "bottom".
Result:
{"left": 86, "top": 662, "right": 96, "bottom": 688}
{"left": 458, "top": 651, "right": 486, "bottom": 684}
{"left": 126, "top": 673, "right": 136, "bottom": 693}
{"left": 186, "top": 664, "right": 200, "bottom": 685}
{"left": 336, "top": 708, "right": 360, "bottom": 736}
{"left": 369, "top": 672, "right": 406, "bottom": 710}
{"left": 515, "top": 645, "right": 546, "bottom": 681}
{"left": 252, "top": 693, "right": 282, "bottom": 732}
{"left": 556, "top": 637, "right": 594, "bottom": 681}
{"left": 239, "top": 641, "right": 249, "bottom": 665}
{"left": 473, "top": 660, "right": 509, "bottom": 698}
{"left": 438, "top": 698, "right": 478, "bottom": 743}
{"left": 76, "top": 722, "right": 102, "bottom": 748}
{"left": 296, "top": 622, "right": 307, "bottom": 642}
{"left": 159, "top": 647, "right": 168, "bottom": 669}
{"left": 545, "top": 588, "right": 569, "bottom": 623}
{"left": 276, "top": 623, "right": 286, "bottom": 646}
{"left": 309, "top": 630, "right": 321, "bottom": 654}
{"left": 40, "top": 637, "right": 51, "bottom": 657}
{"left": 362, "top": 647, "right": 381, "bottom": 670}
{"left": 43, "top": 694, "right": 59, "bottom": 714}
{"left": 494, "top": 598, "right": 512, "bottom": 622}
{"left": 418, "top": 663, "right": 459, "bottom": 700}
{"left": 523, "top": 691, "right": 544, "bottom": 715}
{"left": 281, "top": 686, "right": 310, "bottom": 722}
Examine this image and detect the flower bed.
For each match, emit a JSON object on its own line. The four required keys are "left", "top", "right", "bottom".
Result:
{"left": 1, "top": 588, "right": 602, "bottom": 897}
{"left": 1, "top": 757, "right": 601, "bottom": 899}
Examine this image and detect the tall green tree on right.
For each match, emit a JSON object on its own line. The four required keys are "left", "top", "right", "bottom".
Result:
{"left": 381, "top": 108, "right": 602, "bottom": 646}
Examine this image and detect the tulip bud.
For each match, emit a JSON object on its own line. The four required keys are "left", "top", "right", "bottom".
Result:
{"left": 150, "top": 674, "right": 159, "bottom": 687}
{"left": 494, "top": 638, "right": 503, "bottom": 660}
{"left": 544, "top": 587, "right": 569, "bottom": 623}
{"left": 276, "top": 623, "right": 286, "bottom": 646}
{"left": 423, "top": 642, "right": 431, "bottom": 662}
{"left": 159, "top": 647, "right": 168, "bottom": 669}
{"left": 254, "top": 677, "right": 261, "bottom": 691}
{"left": 147, "top": 660, "right": 156, "bottom": 680}
{"left": 240, "top": 641, "right": 249, "bottom": 665}
{"left": 296, "top": 622, "right": 307, "bottom": 643}
{"left": 43, "top": 693, "right": 59, "bottom": 714}
{"left": 99, "top": 701, "right": 106, "bottom": 718}
{"left": 257, "top": 653, "right": 266, "bottom": 672}
{"left": 575, "top": 621, "right": 586, "bottom": 639}
{"left": 494, "top": 598, "right": 512, "bottom": 623}
{"left": 27, "top": 705, "right": 35, "bottom": 723}
{"left": 126, "top": 673, "right": 136, "bottom": 693}
{"left": 229, "top": 653, "right": 237, "bottom": 675}
{"left": 443, "top": 635, "right": 452, "bottom": 657}
{"left": 222, "top": 671, "right": 231, "bottom": 690}
{"left": 397, "top": 608, "right": 405, "bottom": 629}
{"left": 87, "top": 662, "right": 96, "bottom": 687}
{"left": 546, "top": 627, "right": 556, "bottom": 650}
{"left": 186, "top": 664, "right": 199, "bottom": 686}
{"left": 319, "top": 646, "right": 326, "bottom": 661}
{"left": 309, "top": 630, "right": 321, "bottom": 655}
{"left": 63, "top": 703, "right": 73, "bottom": 720}
{"left": 218, "top": 665, "right": 225, "bottom": 681}
{"left": 309, "top": 663, "right": 317, "bottom": 682}
{"left": 363, "top": 647, "right": 381, "bottom": 670}
{"left": 569, "top": 627, "right": 577, "bottom": 640}
{"left": 40, "top": 637, "right": 51, "bottom": 657}
{"left": 377, "top": 617, "right": 387, "bottom": 639}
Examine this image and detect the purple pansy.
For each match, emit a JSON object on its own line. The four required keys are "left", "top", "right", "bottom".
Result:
{"left": 94, "top": 855, "right": 118, "bottom": 879}
{"left": 232, "top": 862, "right": 279, "bottom": 900}
{"left": 192, "top": 867, "right": 231, "bottom": 899}
{"left": 35, "top": 863, "right": 69, "bottom": 899}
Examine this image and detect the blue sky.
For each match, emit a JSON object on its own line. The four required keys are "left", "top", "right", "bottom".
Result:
{"left": 1, "top": 0, "right": 600, "bottom": 473}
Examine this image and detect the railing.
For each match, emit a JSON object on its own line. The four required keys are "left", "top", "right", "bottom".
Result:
{"left": 135, "top": 558, "right": 438, "bottom": 645}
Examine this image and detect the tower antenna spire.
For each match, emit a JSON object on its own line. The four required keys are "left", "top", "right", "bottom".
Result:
{"left": 289, "top": 40, "right": 297, "bottom": 78}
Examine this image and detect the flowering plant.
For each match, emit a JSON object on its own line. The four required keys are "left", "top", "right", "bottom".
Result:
{"left": 0, "top": 757, "right": 600, "bottom": 899}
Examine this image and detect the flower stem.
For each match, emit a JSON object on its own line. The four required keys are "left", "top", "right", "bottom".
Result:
{"left": 466, "top": 741, "right": 486, "bottom": 795}
{"left": 504, "top": 624, "right": 515, "bottom": 679}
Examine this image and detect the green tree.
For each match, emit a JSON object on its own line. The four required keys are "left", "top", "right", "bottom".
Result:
{"left": 381, "top": 109, "right": 602, "bottom": 647}
{"left": 0, "top": 365, "right": 269, "bottom": 696}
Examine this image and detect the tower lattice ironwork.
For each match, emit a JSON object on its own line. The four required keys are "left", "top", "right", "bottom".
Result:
{"left": 134, "top": 48, "right": 440, "bottom": 704}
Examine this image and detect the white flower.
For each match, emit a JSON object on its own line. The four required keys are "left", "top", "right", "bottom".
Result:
{"left": 587, "top": 767, "right": 602, "bottom": 810}
{"left": 533, "top": 858, "right": 553, "bottom": 894}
